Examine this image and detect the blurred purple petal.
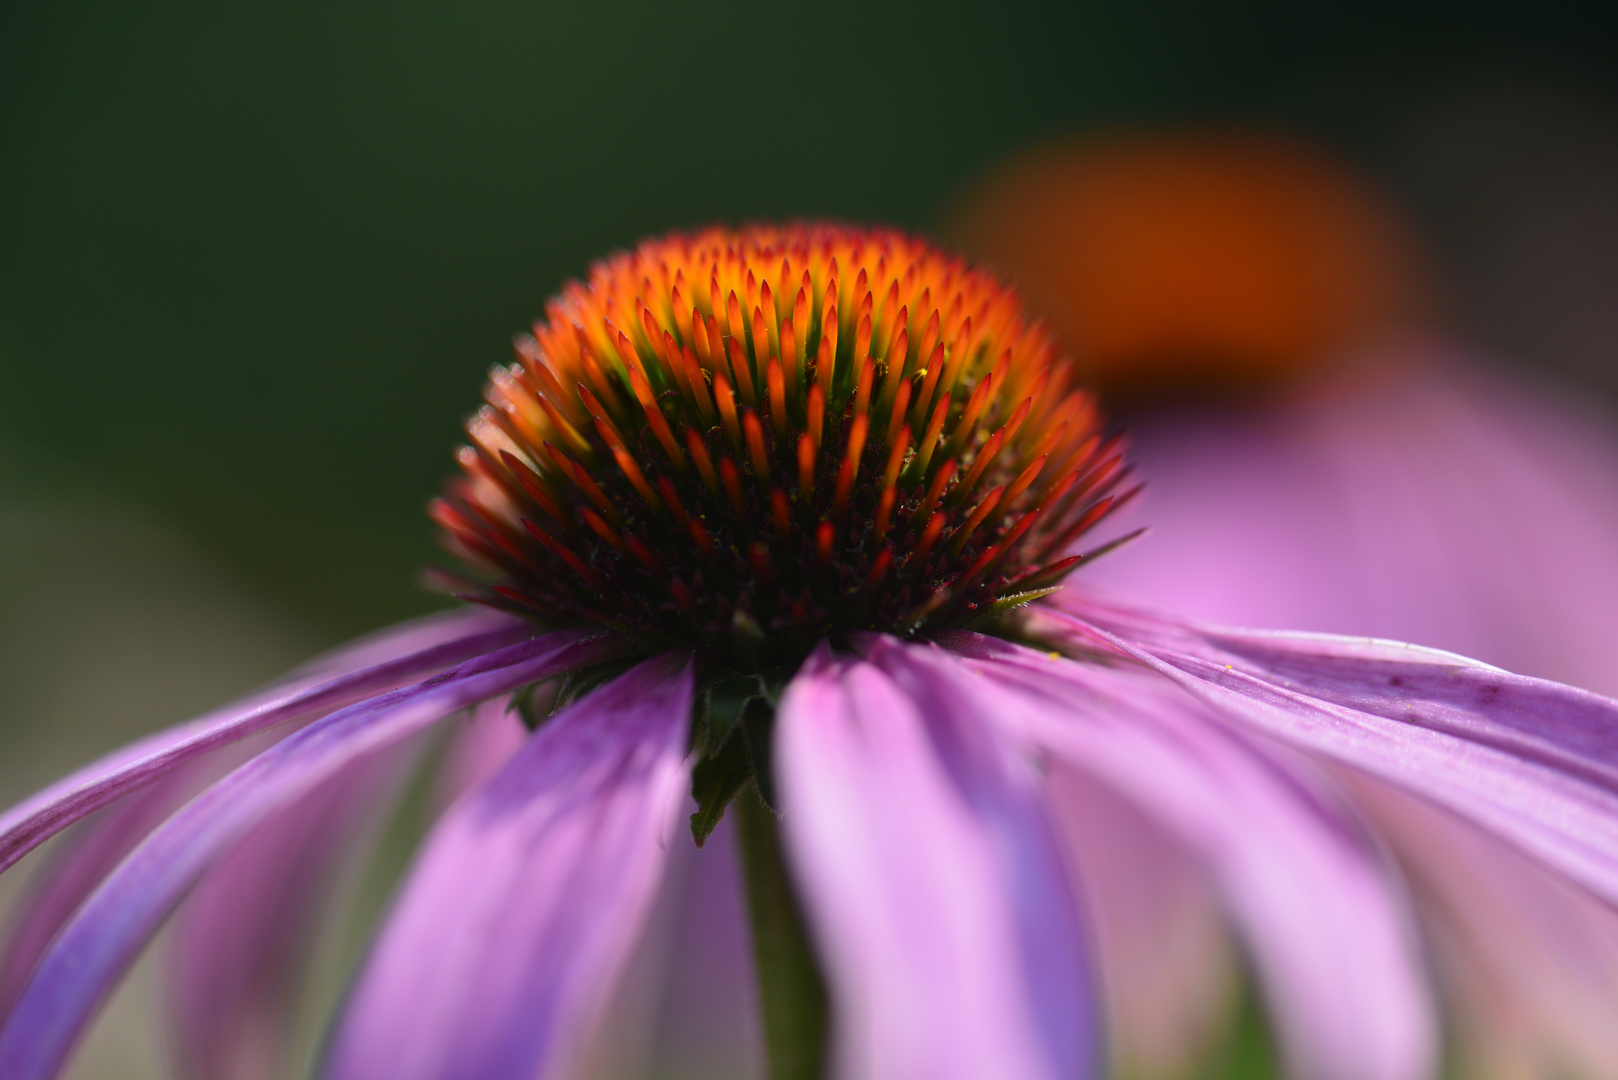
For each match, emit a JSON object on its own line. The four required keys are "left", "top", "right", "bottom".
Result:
{"left": 1344, "top": 772, "right": 1618, "bottom": 1079}
{"left": 0, "top": 727, "right": 292, "bottom": 1019}
{"left": 0, "top": 607, "right": 533, "bottom": 876}
{"left": 432, "top": 695, "right": 530, "bottom": 812}
{"left": 775, "top": 642, "right": 1094, "bottom": 1080}
{"left": 932, "top": 632, "right": 1436, "bottom": 1080}
{"left": 645, "top": 815, "right": 765, "bottom": 1080}
{"left": 0, "top": 629, "right": 619, "bottom": 1080}
{"left": 167, "top": 740, "right": 417, "bottom": 1080}
{"left": 325, "top": 651, "right": 693, "bottom": 1080}
{"left": 1042, "top": 597, "right": 1618, "bottom": 904}
{"left": 1045, "top": 760, "right": 1236, "bottom": 1080}
{"left": 1084, "top": 358, "right": 1618, "bottom": 694}
{"left": 0, "top": 769, "right": 197, "bottom": 1018}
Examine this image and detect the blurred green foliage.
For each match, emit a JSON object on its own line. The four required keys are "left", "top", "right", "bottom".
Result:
{"left": 2, "top": 0, "right": 1614, "bottom": 639}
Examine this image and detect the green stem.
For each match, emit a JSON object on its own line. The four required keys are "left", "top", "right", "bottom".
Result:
{"left": 735, "top": 786, "right": 830, "bottom": 1080}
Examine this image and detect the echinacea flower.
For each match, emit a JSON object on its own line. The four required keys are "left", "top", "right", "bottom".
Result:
{"left": 3, "top": 224, "right": 1618, "bottom": 1080}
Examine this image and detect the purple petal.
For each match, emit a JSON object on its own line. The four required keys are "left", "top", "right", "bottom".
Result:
{"left": 1345, "top": 771, "right": 1618, "bottom": 1078}
{"left": 0, "top": 614, "right": 522, "bottom": 1049}
{"left": 278, "top": 607, "right": 523, "bottom": 684}
{"left": 0, "top": 769, "right": 198, "bottom": 1018}
{"left": 0, "top": 629, "right": 621, "bottom": 1080}
{"left": 432, "top": 695, "right": 530, "bottom": 812}
{"left": 774, "top": 642, "right": 1094, "bottom": 1080}
{"left": 1042, "top": 596, "right": 1618, "bottom": 906}
{"left": 167, "top": 740, "right": 417, "bottom": 1080}
{"left": 0, "top": 606, "right": 534, "bottom": 876}
{"left": 937, "top": 631, "right": 1437, "bottom": 1080}
{"left": 644, "top": 815, "right": 765, "bottom": 1079}
{"left": 1045, "top": 760, "right": 1236, "bottom": 1079}
{"left": 0, "top": 726, "right": 293, "bottom": 1018}
{"left": 1081, "top": 358, "right": 1618, "bottom": 695}
{"left": 325, "top": 651, "right": 693, "bottom": 1080}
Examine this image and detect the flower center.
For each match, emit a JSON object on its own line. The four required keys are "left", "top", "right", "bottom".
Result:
{"left": 431, "top": 224, "right": 1131, "bottom": 671}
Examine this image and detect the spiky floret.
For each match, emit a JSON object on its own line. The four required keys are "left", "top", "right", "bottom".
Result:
{"left": 431, "top": 223, "right": 1135, "bottom": 671}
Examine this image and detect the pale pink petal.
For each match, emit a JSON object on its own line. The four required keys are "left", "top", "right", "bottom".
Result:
{"left": 1042, "top": 597, "right": 1618, "bottom": 906}
{"left": 432, "top": 695, "right": 530, "bottom": 812}
{"left": 1343, "top": 772, "right": 1618, "bottom": 1080}
{"left": 1084, "top": 357, "right": 1618, "bottom": 695}
{"left": 1046, "top": 763, "right": 1237, "bottom": 1080}
{"left": 0, "top": 607, "right": 532, "bottom": 875}
{"left": 927, "top": 633, "right": 1436, "bottom": 1080}
{"left": 775, "top": 643, "right": 1094, "bottom": 1080}
{"left": 0, "top": 629, "right": 620, "bottom": 1080}
{"left": 644, "top": 815, "right": 765, "bottom": 1080}
{"left": 325, "top": 651, "right": 694, "bottom": 1080}
{"left": 166, "top": 740, "right": 417, "bottom": 1080}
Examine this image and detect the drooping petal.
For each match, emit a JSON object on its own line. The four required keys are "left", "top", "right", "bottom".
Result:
{"left": 277, "top": 607, "right": 523, "bottom": 685}
{"left": 324, "top": 651, "right": 694, "bottom": 1080}
{"left": 0, "top": 724, "right": 292, "bottom": 1018}
{"left": 1068, "top": 596, "right": 1618, "bottom": 786}
{"left": 1041, "top": 596, "right": 1618, "bottom": 906}
{"left": 0, "top": 629, "right": 622, "bottom": 1080}
{"left": 936, "top": 630, "right": 1437, "bottom": 1080}
{"left": 775, "top": 642, "right": 1094, "bottom": 1080}
{"left": 1045, "top": 761, "right": 1237, "bottom": 1080}
{"left": 0, "top": 607, "right": 532, "bottom": 876}
{"left": 0, "top": 611, "right": 527, "bottom": 1049}
{"left": 0, "top": 768, "right": 198, "bottom": 1018}
{"left": 1343, "top": 771, "right": 1618, "bottom": 1080}
{"left": 167, "top": 739, "right": 417, "bottom": 1080}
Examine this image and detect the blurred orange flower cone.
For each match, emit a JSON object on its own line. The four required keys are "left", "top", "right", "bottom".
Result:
{"left": 948, "top": 132, "right": 1432, "bottom": 400}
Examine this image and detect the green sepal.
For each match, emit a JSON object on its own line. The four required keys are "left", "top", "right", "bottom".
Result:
{"left": 742, "top": 698, "right": 780, "bottom": 812}
{"left": 696, "top": 665, "right": 795, "bottom": 753}
{"left": 689, "top": 728, "right": 754, "bottom": 846}
{"left": 701, "top": 672, "right": 767, "bottom": 754}
{"left": 687, "top": 663, "right": 799, "bottom": 842}
{"left": 753, "top": 666, "right": 793, "bottom": 705}
{"left": 509, "top": 681, "right": 551, "bottom": 732}
{"left": 539, "top": 658, "right": 639, "bottom": 729}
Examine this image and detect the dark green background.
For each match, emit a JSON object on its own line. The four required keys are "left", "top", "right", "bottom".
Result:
{"left": 4, "top": 0, "right": 1616, "bottom": 639}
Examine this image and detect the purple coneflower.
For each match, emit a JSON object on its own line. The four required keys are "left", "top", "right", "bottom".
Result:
{"left": 3, "top": 223, "right": 1617, "bottom": 1080}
